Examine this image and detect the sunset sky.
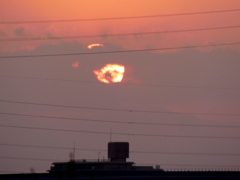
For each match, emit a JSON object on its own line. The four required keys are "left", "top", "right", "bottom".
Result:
{"left": 1, "top": 0, "right": 240, "bottom": 173}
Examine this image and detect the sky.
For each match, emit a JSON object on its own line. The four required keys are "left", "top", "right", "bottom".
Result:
{"left": 0, "top": 0, "right": 240, "bottom": 173}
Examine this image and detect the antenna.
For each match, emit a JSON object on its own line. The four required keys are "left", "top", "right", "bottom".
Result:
{"left": 73, "top": 141, "right": 75, "bottom": 161}
{"left": 98, "top": 152, "right": 100, "bottom": 161}
{"left": 110, "top": 128, "right": 112, "bottom": 142}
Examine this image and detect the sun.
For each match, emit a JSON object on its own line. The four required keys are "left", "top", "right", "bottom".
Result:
{"left": 94, "top": 64, "right": 125, "bottom": 84}
{"left": 87, "top": 44, "right": 104, "bottom": 49}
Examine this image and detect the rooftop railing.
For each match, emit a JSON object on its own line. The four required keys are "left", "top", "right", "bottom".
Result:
{"left": 74, "top": 159, "right": 111, "bottom": 163}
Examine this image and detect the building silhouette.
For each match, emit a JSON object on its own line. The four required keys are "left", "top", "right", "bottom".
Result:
{"left": 1, "top": 142, "right": 240, "bottom": 180}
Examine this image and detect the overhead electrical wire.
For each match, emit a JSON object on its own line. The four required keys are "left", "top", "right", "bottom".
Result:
{"left": 0, "top": 143, "right": 106, "bottom": 152}
{"left": 1, "top": 124, "right": 240, "bottom": 140}
{"left": 1, "top": 112, "right": 240, "bottom": 128}
{"left": 132, "top": 151, "right": 240, "bottom": 156}
{"left": 0, "top": 156, "right": 61, "bottom": 162}
{"left": 1, "top": 142, "right": 240, "bottom": 156}
{"left": 1, "top": 7, "right": 240, "bottom": 173}
{"left": 1, "top": 25, "right": 240, "bottom": 42}
{"left": 1, "top": 74, "right": 239, "bottom": 90}
{"left": 1, "top": 99, "right": 240, "bottom": 117}
{"left": 1, "top": 8, "right": 240, "bottom": 24}
{"left": 159, "top": 164, "right": 240, "bottom": 168}
{"left": 0, "top": 156, "right": 238, "bottom": 169}
{"left": 0, "top": 42, "right": 240, "bottom": 59}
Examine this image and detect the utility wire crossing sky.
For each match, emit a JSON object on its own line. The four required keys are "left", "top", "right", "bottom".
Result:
{"left": 1, "top": 0, "right": 240, "bottom": 173}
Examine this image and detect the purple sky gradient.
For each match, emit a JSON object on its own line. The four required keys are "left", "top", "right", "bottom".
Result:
{"left": 0, "top": 0, "right": 240, "bottom": 173}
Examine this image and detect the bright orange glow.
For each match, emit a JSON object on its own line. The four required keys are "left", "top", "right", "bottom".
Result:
{"left": 71, "top": 61, "right": 80, "bottom": 68}
{"left": 1, "top": 1, "right": 240, "bottom": 52}
{"left": 94, "top": 64, "right": 125, "bottom": 84}
{"left": 87, "top": 44, "right": 104, "bottom": 49}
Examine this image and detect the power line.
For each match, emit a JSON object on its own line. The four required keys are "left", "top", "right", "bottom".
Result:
{"left": 1, "top": 112, "right": 240, "bottom": 128}
{"left": 0, "top": 156, "right": 61, "bottom": 162}
{"left": 1, "top": 99, "right": 240, "bottom": 117}
{"left": 1, "top": 124, "right": 240, "bottom": 140}
{"left": 139, "top": 163, "right": 240, "bottom": 168}
{"left": 1, "top": 74, "right": 239, "bottom": 90}
{"left": 1, "top": 8, "right": 240, "bottom": 24}
{"left": 0, "top": 143, "right": 105, "bottom": 152}
{"left": 159, "top": 164, "right": 240, "bottom": 168}
{"left": 0, "top": 156, "right": 239, "bottom": 169}
{"left": 1, "top": 142, "right": 240, "bottom": 156}
{"left": 132, "top": 151, "right": 240, "bottom": 156}
{"left": 1, "top": 42, "right": 240, "bottom": 59}
{"left": 1, "top": 25, "right": 240, "bottom": 42}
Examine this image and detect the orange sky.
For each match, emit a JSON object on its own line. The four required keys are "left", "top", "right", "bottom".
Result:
{"left": 1, "top": 0, "right": 240, "bottom": 52}
{"left": 1, "top": 0, "right": 240, "bottom": 173}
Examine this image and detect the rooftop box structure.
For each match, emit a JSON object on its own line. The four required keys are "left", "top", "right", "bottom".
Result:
{"left": 108, "top": 142, "right": 129, "bottom": 162}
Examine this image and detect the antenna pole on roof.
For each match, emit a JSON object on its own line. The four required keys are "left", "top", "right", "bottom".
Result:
{"left": 73, "top": 141, "right": 75, "bottom": 161}
{"left": 110, "top": 128, "right": 112, "bottom": 142}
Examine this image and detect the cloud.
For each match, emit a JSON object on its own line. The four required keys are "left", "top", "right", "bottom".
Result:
{"left": 1, "top": 0, "right": 240, "bottom": 52}
{"left": 0, "top": 31, "right": 7, "bottom": 37}
{"left": 71, "top": 61, "right": 80, "bottom": 68}
{"left": 14, "top": 28, "right": 25, "bottom": 37}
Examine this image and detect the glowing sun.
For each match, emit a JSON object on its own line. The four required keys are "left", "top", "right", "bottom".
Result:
{"left": 94, "top": 64, "right": 125, "bottom": 84}
{"left": 87, "top": 44, "right": 104, "bottom": 49}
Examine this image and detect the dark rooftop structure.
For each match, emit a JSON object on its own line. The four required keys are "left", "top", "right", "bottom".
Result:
{"left": 1, "top": 142, "right": 240, "bottom": 180}
{"left": 48, "top": 142, "right": 157, "bottom": 173}
{"left": 108, "top": 142, "right": 129, "bottom": 162}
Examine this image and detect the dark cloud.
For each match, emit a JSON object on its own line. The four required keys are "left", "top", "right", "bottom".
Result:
{"left": 14, "top": 28, "right": 25, "bottom": 37}
{"left": 0, "top": 31, "right": 7, "bottom": 37}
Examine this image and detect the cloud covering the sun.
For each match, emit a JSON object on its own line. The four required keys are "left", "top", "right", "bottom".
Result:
{"left": 1, "top": 0, "right": 240, "bottom": 52}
